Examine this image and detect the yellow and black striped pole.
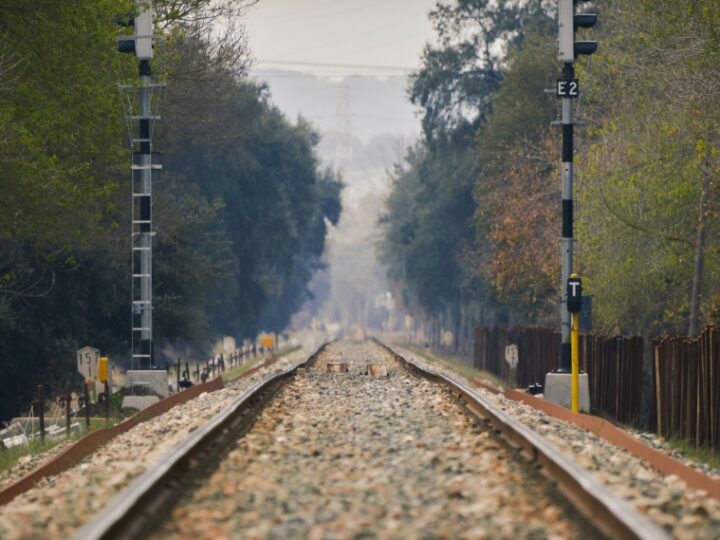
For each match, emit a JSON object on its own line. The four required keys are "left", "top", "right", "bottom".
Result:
{"left": 567, "top": 273, "right": 583, "bottom": 413}
{"left": 571, "top": 309, "right": 580, "bottom": 413}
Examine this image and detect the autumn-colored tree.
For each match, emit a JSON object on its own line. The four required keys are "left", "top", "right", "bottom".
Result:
{"left": 470, "top": 31, "right": 558, "bottom": 325}
{"left": 380, "top": 1, "right": 555, "bottom": 347}
{"left": 480, "top": 135, "right": 558, "bottom": 323}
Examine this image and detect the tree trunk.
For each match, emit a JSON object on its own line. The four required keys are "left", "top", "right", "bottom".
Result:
{"left": 462, "top": 306, "right": 468, "bottom": 354}
{"left": 433, "top": 316, "right": 441, "bottom": 348}
{"left": 453, "top": 303, "right": 462, "bottom": 354}
{"left": 688, "top": 169, "right": 711, "bottom": 337}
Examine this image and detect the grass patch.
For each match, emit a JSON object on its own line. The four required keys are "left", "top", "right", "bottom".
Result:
{"left": 0, "top": 418, "right": 111, "bottom": 476}
{"left": 276, "top": 344, "right": 302, "bottom": 357}
{"left": 406, "top": 346, "right": 507, "bottom": 389}
{"left": 222, "top": 345, "right": 302, "bottom": 382}
{"left": 0, "top": 438, "right": 60, "bottom": 475}
{"left": 222, "top": 358, "right": 263, "bottom": 382}
{"left": 666, "top": 437, "right": 720, "bottom": 471}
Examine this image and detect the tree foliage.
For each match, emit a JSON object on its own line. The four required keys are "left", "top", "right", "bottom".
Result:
{"left": 382, "top": 0, "right": 720, "bottom": 344}
{"left": 576, "top": 0, "right": 720, "bottom": 335}
{"left": 0, "top": 2, "right": 341, "bottom": 422}
{"left": 380, "top": 1, "right": 554, "bottom": 344}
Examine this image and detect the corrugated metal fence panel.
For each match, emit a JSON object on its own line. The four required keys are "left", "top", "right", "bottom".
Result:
{"left": 474, "top": 325, "right": 644, "bottom": 425}
{"left": 653, "top": 327, "right": 720, "bottom": 450}
{"left": 474, "top": 326, "right": 558, "bottom": 387}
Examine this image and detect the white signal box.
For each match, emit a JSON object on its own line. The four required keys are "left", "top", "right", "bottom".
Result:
{"left": 558, "top": 0, "right": 574, "bottom": 62}
{"left": 134, "top": 2, "right": 154, "bottom": 60}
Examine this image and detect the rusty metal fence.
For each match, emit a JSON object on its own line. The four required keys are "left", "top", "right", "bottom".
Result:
{"left": 581, "top": 335, "right": 644, "bottom": 424}
{"left": 653, "top": 327, "right": 720, "bottom": 450}
{"left": 473, "top": 326, "right": 643, "bottom": 424}
{"left": 475, "top": 324, "right": 720, "bottom": 448}
{"left": 473, "top": 326, "right": 558, "bottom": 388}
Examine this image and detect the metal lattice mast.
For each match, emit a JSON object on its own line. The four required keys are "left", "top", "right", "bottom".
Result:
{"left": 118, "top": 1, "right": 162, "bottom": 370}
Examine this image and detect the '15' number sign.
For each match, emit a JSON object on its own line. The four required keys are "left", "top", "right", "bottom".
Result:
{"left": 76, "top": 346, "right": 100, "bottom": 381}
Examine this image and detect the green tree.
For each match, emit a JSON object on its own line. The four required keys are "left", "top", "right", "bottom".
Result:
{"left": 0, "top": 2, "right": 342, "bottom": 422}
{"left": 380, "top": 0, "right": 554, "bottom": 345}
{"left": 576, "top": 0, "right": 720, "bottom": 336}
{"left": 159, "top": 29, "right": 343, "bottom": 336}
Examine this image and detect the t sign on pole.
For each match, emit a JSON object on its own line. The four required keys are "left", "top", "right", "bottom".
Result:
{"left": 567, "top": 275, "right": 583, "bottom": 313}
{"left": 567, "top": 275, "right": 582, "bottom": 413}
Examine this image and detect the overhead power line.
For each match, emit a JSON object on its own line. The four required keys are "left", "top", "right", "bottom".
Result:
{"left": 256, "top": 59, "right": 415, "bottom": 72}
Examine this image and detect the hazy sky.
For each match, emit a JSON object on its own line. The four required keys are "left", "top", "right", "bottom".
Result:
{"left": 242, "top": 0, "right": 439, "bottom": 77}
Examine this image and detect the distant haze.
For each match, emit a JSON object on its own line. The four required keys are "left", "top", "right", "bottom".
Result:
{"left": 243, "top": 0, "right": 438, "bottom": 75}
{"left": 242, "top": 0, "right": 438, "bottom": 145}
{"left": 251, "top": 70, "right": 420, "bottom": 143}
{"left": 241, "top": 0, "right": 438, "bottom": 333}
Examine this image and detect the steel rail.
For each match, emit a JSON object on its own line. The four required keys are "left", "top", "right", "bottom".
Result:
{"left": 72, "top": 342, "right": 330, "bottom": 540}
{"left": 377, "top": 340, "right": 670, "bottom": 540}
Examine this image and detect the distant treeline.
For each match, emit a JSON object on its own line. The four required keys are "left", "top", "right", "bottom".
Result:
{"left": 380, "top": 0, "right": 720, "bottom": 345}
{"left": 0, "top": 0, "right": 342, "bottom": 422}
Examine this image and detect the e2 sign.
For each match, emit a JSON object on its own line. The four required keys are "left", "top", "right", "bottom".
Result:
{"left": 557, "top": 78, "right": 579, "bottom": 98}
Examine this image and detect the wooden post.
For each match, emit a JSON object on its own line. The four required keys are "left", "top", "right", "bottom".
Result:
{"left": 84, "top": 381, "right": 91, "bottom": 429}
{"left": 104, "top": 381, "right": 110, "bottom": 421}
{"left": 65, "top": 381, "right": 71, "bottom": 436}
{"left": 36, "top": 385, "right": 45, "bottom": 444}
{"left": 655, "top": 343, "right": 662, "bottom": 437}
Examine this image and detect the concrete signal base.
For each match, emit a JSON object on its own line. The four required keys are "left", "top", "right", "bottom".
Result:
{"left": 544, "top": 372, "right": 591, "bottom": 413}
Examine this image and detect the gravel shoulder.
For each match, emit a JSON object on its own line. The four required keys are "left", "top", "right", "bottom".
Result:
{"left": 0, "top": 348, "right": 311, "bottom": 540}
{"left": 394, "top": 344, "right": 720, "bottom": 540}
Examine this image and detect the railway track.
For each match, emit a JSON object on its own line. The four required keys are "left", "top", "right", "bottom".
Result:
{"left": 74, "top": 339, "right": 668, "bottom": 540}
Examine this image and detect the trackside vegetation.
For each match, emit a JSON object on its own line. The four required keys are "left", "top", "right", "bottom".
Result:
{"left": 380, "top": 0, "right": 720, "bottom": 345}
{"left": 0, "top": 1, "right": 342, "bottom": 423}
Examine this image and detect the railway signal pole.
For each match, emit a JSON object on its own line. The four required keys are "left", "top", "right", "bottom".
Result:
{"left": 544, "top": 0, "right": 596, "bottom": 411}
{"left": 117, "top": 1, "right": 162, "bottom": 370}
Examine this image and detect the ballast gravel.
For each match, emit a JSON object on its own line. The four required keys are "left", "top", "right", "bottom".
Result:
{"left": 150, "top": 340, "right": 599, "bottom": 540}
{"left": 0, "top": 348, "right": 311, "bottom": 540}
{"left": 395, "top": 345, "right": 720, "bottom": 540}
